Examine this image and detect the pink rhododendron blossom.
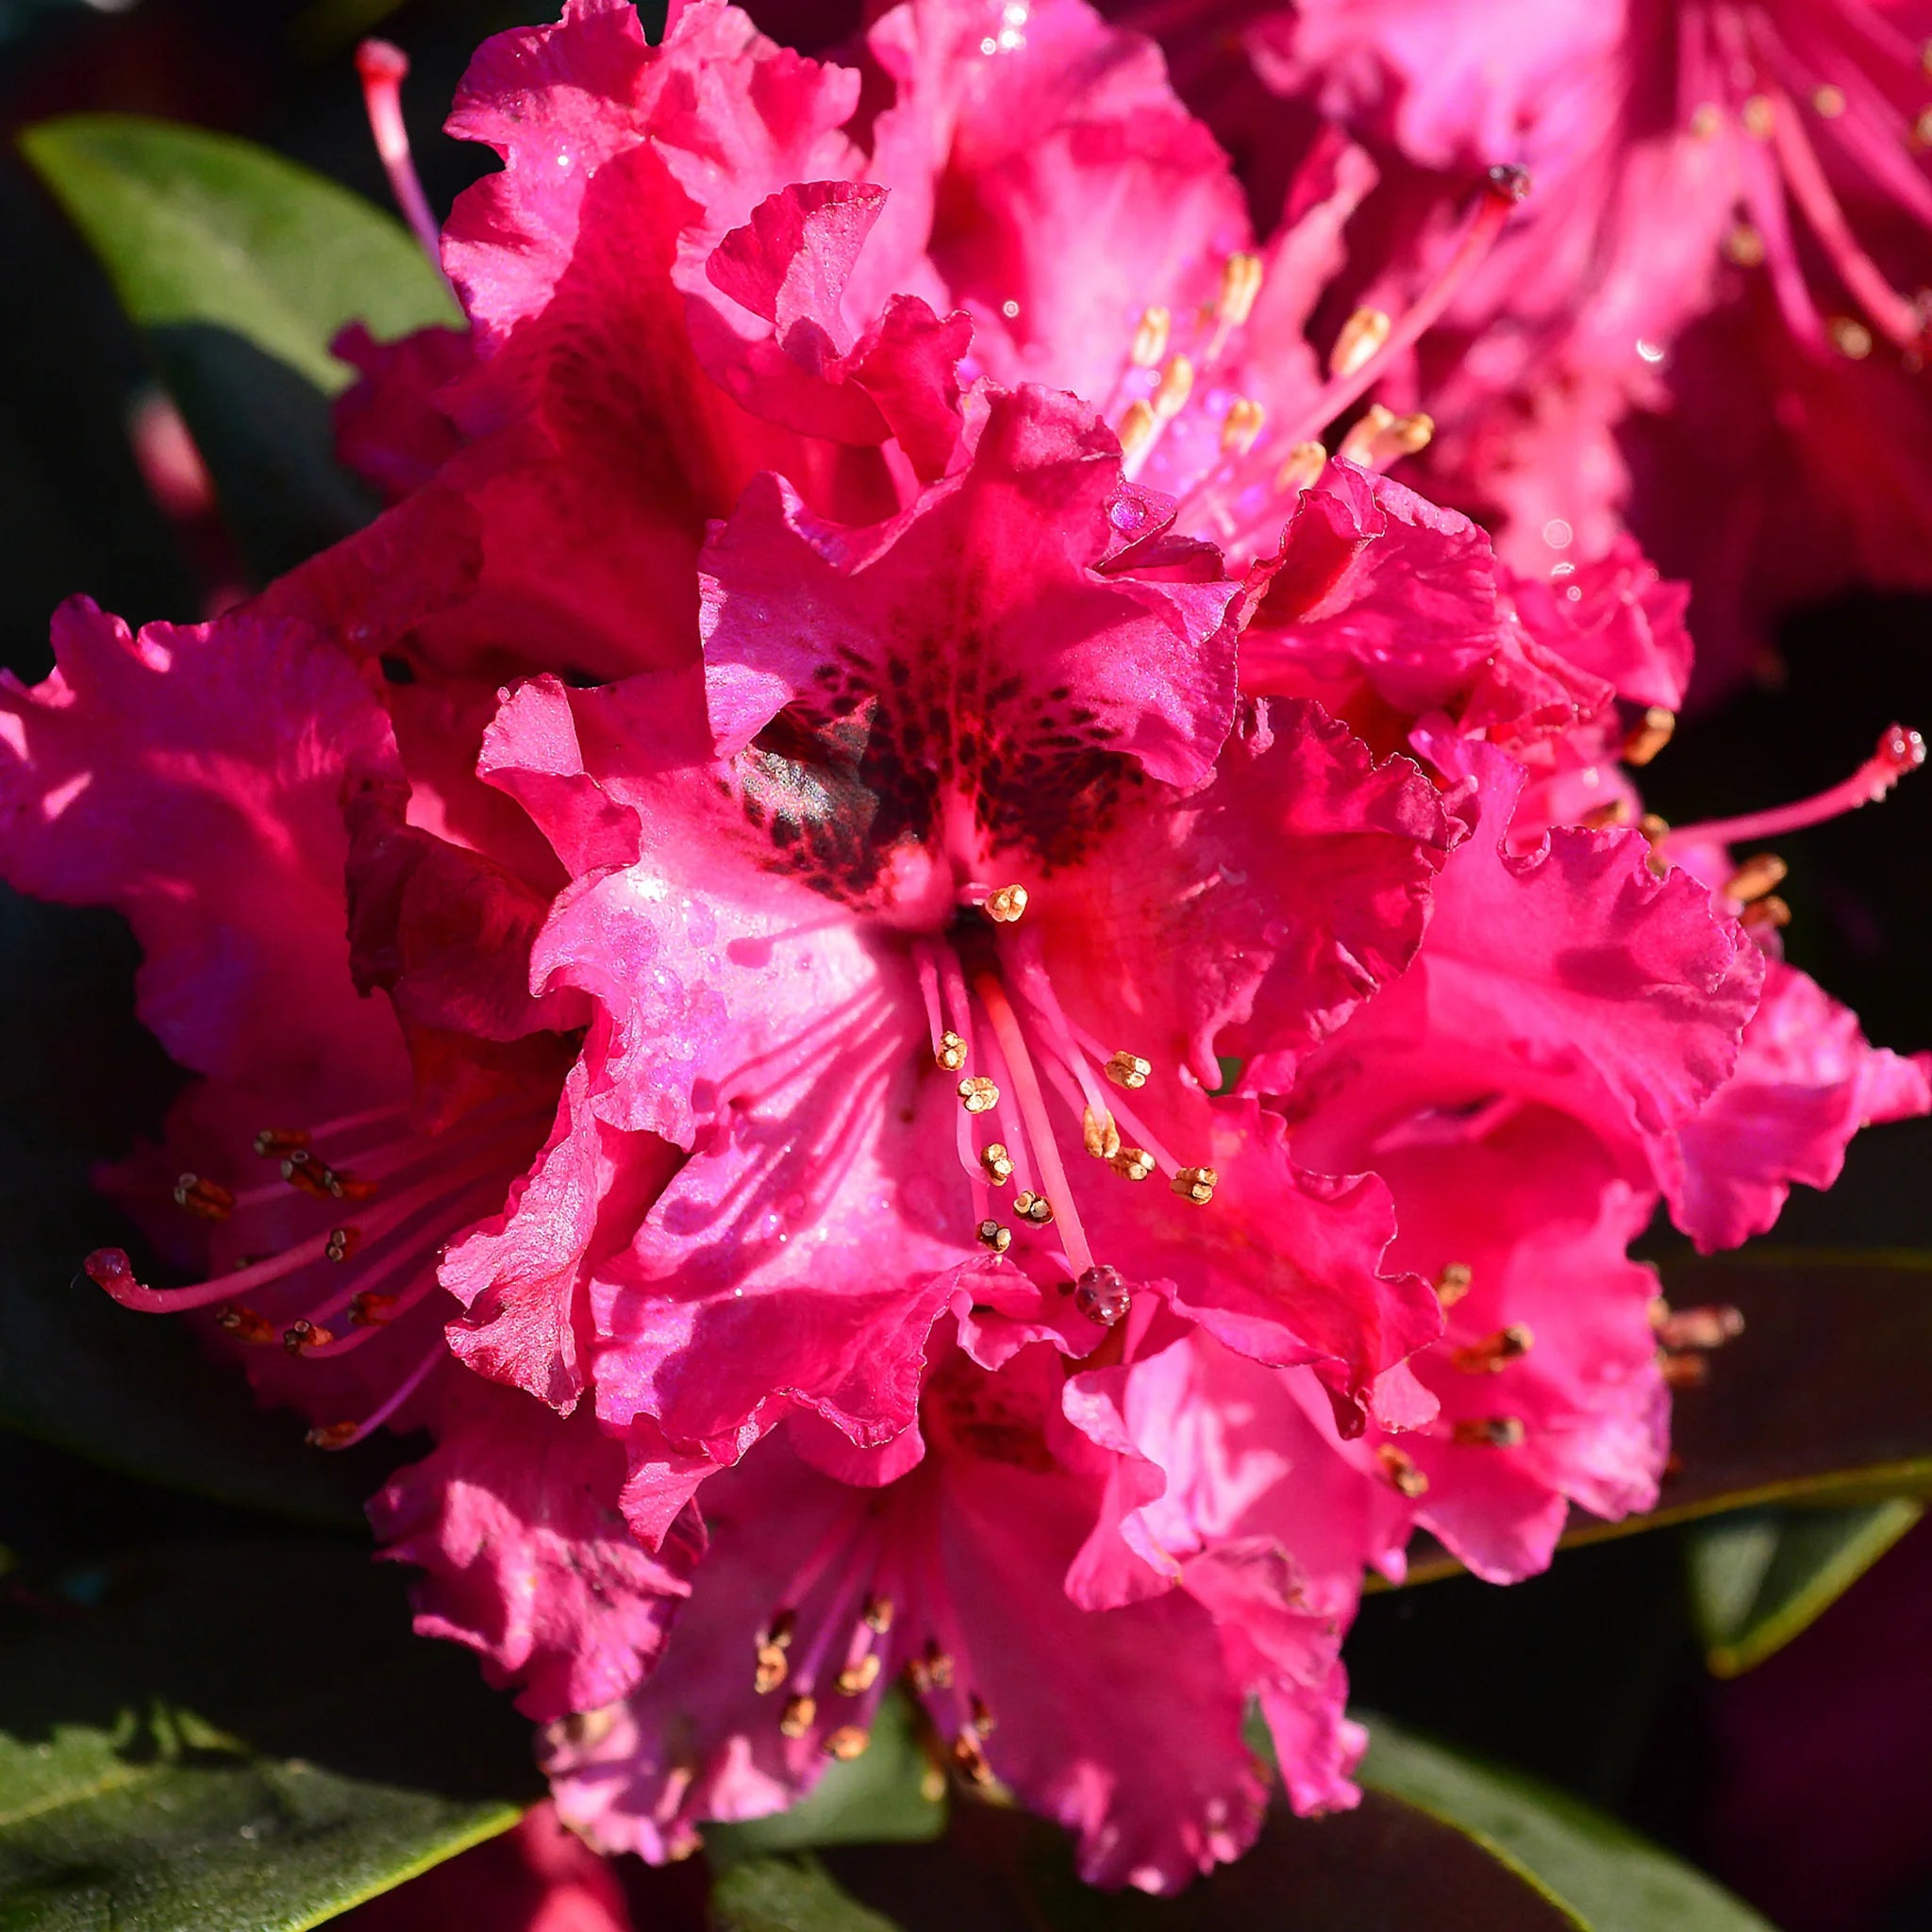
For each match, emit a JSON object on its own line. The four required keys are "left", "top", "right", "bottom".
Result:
{"left": 6, "top": 0, "right": 1929, "bottom": 1902}
{"left": 1148, "top": 0, "right": 1932, "bottom": 693}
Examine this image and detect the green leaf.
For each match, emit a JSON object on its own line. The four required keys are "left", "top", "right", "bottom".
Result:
{"left": 18, "top": 113, "right": 458, "bottom": 578}
{"left": 0, "top": 889, "right": 394, "bottom": 1529}
{"left": 706, "top": 1693, "right": 945, "bottom": 1865}
{"left": 0, "top": 1541, "right": 540, "bottom": 1931}
{"left": 713, "top": 1856, "right": 906, "bottom": 1932}
{"left": 1685, "top": 1498, "right": 1924, "bottom": 1677}
{"left": 1402, "top": 1252, "right": 1932, "bottom": 1586}
{"left": 1360, "top": 1715, "right": 1775, "bottom": 1931}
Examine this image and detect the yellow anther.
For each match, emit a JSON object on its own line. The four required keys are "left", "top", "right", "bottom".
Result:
{"left": 1638, "top": 812, "right": 1671, "bottom": 846}
{"left": 1152, "top": 355, "right": 1194, "bottom": 421}
{"left": 1690, "top": 101, "right": 1722, "bottom": 140}
{"left": 1014, "top": 1191, "right": 1055, "bottom": 1225}
{"left": 836, "top": 1654, "right": 882, "bottom": 1696}
{"left": 1582, "top": 798, "right": 1635, "bottom": 830}
{"left": 1660, "top": 1351, "right": 1710, "bottom": 1389}
{"left": 824, "top": 1726, "right": 870, "bottom": 1760}
{"left": 1622, "top": 706, "right": 1675, "bottom": 767}
{"left": 970, "top": 1692, "right": 996, "bottom": 1738}
{"left": 1451, "top": 1323, "right": 1535, "bottom": 1374}
{"left": 1435, "top": 1263, "right": 1473, "bottom": 1308}
{"left": 976, "top": 1219, "right": 1013, "bottom": 1254}
{"left": 779, "top": 1694, "right": 817, "bottom": 1738}
{"left": 1741, "top": 893, "right": 1792, "bottom": 930}
{"left": 1387, "top": 409, "right": 1435, "bottom": 455}
{"left": 1221, "top": 397, "right": 1266, "bottom": 455}
{"left": 863, "top": 1596, "right": 895, "bottom": 1633}
{"left": 1724, "top": 223, "right": 1767, "bottom": 266}
{"left": 1741, "top": 93, "right": 1775, "bottom": 139}
{"left": 1117, "top": 398, "right": 1158, "bottom": 459}
{"left": 325, "top": 1225, "right": 360, "bottom": 1263}
{"left": 1723, "top": 853, "right": 1788, "bottom": 903}
{"left": 1215, "top": 251, "right": 1264, "bottom": 327}
{"left": 952, "top": 1731, "right": 994, "bottom": 1785}
{"left": 985, "top": 883, "right": 1029, "bottom": 924}
{"left": 306, "top": 1422, "right": 358, "bottom": 1450}
{"left": 215, "top": 1305, "right": 275, "bottom": 1344}
{"left": 755, "top": 1644, "right": 789, "bottom": 1693}
{"left": 935, "top": 1029, "right": 968, "bottom": 1072}
{"left": 1829, "top": 315, "right": 1874, "bottom": 358}
{"left": 1653, "top": 1303, "right": 1745, "bottom": 1350}
{"left": 1812, "top": 83, "right": 1845, "bottom": 117}
{"left": 1376, "top": 1443, "right": 1429, "bottom": 1498}
{"left": 1454, "top": 1416, "right": 1526, "bottom": 1448}
{"left": 1336, "top": 402, "right": 1397, "bottom": 466}
{"left": 1275, "top": 441, "right": 1328, "bottom": 493}
{"left": 1082, "top": 1106, "right": 1122, "bottom": 1160}
{"left": 1105, "top": 1050, "right": 1151, "bottom": 1090}
{"left": 1913, "top": 107, "right": 1932, "bottom": 149}
{"left": 173, "top": 1174, "right": 235, "bottom": 1221}
{"left": 1170, "top": 1165, "right": 1217, "bottom": 1206}
{"left": 1130, "top": 304, "right": 1172, "bottom": 368}
{"left": 1109, "top": 1145, "right": 1156, "bottom": 1181}
{"left": 979, "top": 1141, "right": 1015, "bottom": 1186}
{"left": 1328, "top": 306, "right": 1391, "bottom": 377}
{"left": 958, "top": 1075, "right": 999, "bottom": 1114}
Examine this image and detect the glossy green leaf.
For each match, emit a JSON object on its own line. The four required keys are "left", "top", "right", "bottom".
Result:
{"left": 713, "top": 1856, "right": 907, "bottom": 1932}
{"left": 19, "top": 113, "right": 458, "bottom": 577}
{"left": 707, "top": 1693, "right": 945, "bottom": 1864}
{"left": 0, "top": 1541, "right": 539, "bottom": 1931}
{"left": 0, "top": 889, "right": 392, "bottom": 1528}
{"left": 1360, "top": 1716, "right": 1774, "bottom": 1931}
{"left": 1685, "top": 1498, "right": 1924, "bottom": 1677}
{"left": 1404, "top": 1252, "right": 1932, "bottom": 1586}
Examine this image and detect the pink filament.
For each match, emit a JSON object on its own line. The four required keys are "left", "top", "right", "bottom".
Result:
{"left": 356, "top": 39, "right": 444, "bottom": 269}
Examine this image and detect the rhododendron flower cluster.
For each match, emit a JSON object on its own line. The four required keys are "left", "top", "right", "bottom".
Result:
{"left": 1126, "top": 0, "right": 1932, "bottom": 694}
{"left": 2, "top": 0, "right": 1926, "bottom": 1897}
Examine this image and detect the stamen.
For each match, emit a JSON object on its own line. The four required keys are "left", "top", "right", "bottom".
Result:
{"left": 1215, "top": 252, "right": 1264, "bottom": 328}
{"left": 1741, "top": 894, "right": 1791, "bottom": 930}
{"left": 1653, "top": 1303, "right": 1745, "bottom": 1351}
{"left": 1130, "top": 305, "right": 1172, "bottom": 368}
{"left": 1451, "top": 1323, "right": 1534, "bottom": 1373}
{"left": 1329, "top": 307, "right": 1391, "bottom": 377}
{"left": 1152, "top": 356, "right": 1194, "bottom": 422}
{"left": 254, "top": 1128, "right": 309, "bottom": 1158}
{"left": 279, "top": 1147, "right": 377, "bottom": 1203}
{"left": 1105, "top": 1050, "right": 1151, "bottom": 1090}
{"left": 1169, "top": 1165, "right": 1217, "bottom": 1206}
{"left": 173, "top": 1174, "right": 235, "bottom": 1221}
{"left": 936, "top": 1030, "right": 968, "bottom": 1072}
{"left": 836, "top": 1653, "right": 882, "bottom": 1696}
{"left": 824, "top": 1726, "right": 870, "bottom": 1760}
{"left": 1013, "top": 1191, "right": 1055, "bottom": 1224}
{"left": 952, "top": 1732, "right": 994, "bottom": 1785}
{"left": 1376, "top": 1443, "right": 1429, "bottom": 1498}
{"left": 351, "top": 1291, "right": 397, "bottom": 1325}
{"left": 1829, "top": 315, "right": 1874, "bottom": 358}
{"left": 756, "top": 1609, "right": 796, "bottom": 1694}
{"left": 1622, "top": 707, "right": 1676, "bottom": 767}
{"left": 864, "top": 1596, "right": 895, "bottom": 1633}
{"left": 979, "top": 1142, "right": 1015, "bottom": 1186}
{"left": 283, "top": 1319, "right": 335, "bottom": 1356}
{"left": 1221, "top": 398, "right": 1266, "bottom": 456}
{"left": 355, "top": 40, "right": 444, "bottom": 270}
{"left": 304, "top": 1339, "right": 443, "bottom": 1450}
{"left": 973, "top": 974, "right": 1097, "bottom": 1276}
{"left": 1278, "top": 168, "right": 1528, "bottom": 450}
{"left": 976, "top": 1219, "right": 1013, "bottom": 1254}
{"left": 984, "top": 884, "right": 1028, "bottom": 924}
{"left": 1434, "top": 1262, "right": 1473, "bottom": 1307}
{"left": 214, "top": 1305, "right": 275, "bottom": 1344}
{"left": 1582, "top": 799, "right": 1635, "bottom": 830}
{"left": 780, "top": 1695, "right": 817, "bottom": 1738}
{"left": 1666, "top": 724, "right": 1924, "bottom": 851}
{"left": 1724, "top": 222, "right": 1769, "bottom": 265}
{"left": 1742, "top": 93, "right": 1776, "bottom": 139}
{"left": 325, "top": 1226, "right": 360, "bottom": 1262}
{"left": 1274, "top": 441, "right": 1328, "bottom": 493}
{"left": 1453, "top": 1416, "right": 1525, "bottom": 1448}
{"left": 1722, "top": 853, "right": 1788, "bottom": 901}
{"left": 1108, "top": 1145, "right": 1157, "bottom": 1181}
{"left": 1336, "top": 404, "right": 1433, "bottom": 468}
{"left": 958, "top": 1075, "right": 999, "bottom": 1114}
{"left": 970, "top": 1693, "right": 996, "bottom": 1738}
{"left": 1117, "top": 399, "right": 1158, "bottom": 461}
{"left": 1660, "top": 1352, "right": 1710, "bottom": 1389}
{"left": 1082, "top": 1107, "right": 1121, "bottom": 1159}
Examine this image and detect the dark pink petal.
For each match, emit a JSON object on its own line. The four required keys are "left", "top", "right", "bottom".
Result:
{"left": 331, "top": 323, "right": 472, "bottom": 503}
{"left": 374, "top": 1372, "right": 693, "bottom": 1722}
{"left": 1670, "top": 959, "right": 1932, "bottom": 1254}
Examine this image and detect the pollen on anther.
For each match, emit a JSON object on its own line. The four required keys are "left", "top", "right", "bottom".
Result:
{"left": 1376, "top": 1443, "right": 1429, "bottom": 1498}
{"left": 254, "top": 1128, "right": 309, "bottom": 1158}
{"left": 970, "top": 1693, "right": 996, "bottom": 1738}
{"left": 1328, "top": 306, "right": 1391, "bottom": 377}
{"left": 1654, "top": 1303, "right": 1745, "bottom": 1351}
{"left": 864, "top": 1596, "right": 895, "bottom": 1633}
{"left": 283, "top": 1318, "right": 335, "bottom": 1356}
{"left": 1109, "top": 1145, "right": 1156, "bottom": 1181}
{"left": 1829, "top": 315, "right": 1874, "bottom": 359}
{"left": 1215, "top": 252, "right": 1263, "bottom": 327}
{"left": 1660, "top": 1351, "right": 1710, "bottom": 1389}
{"left": 1276, "top": 441, "right": 1327, "bottom": 493}
{"left": 1130, "top": 305, "right": 1171, "bottom": 368}
{"left": 1723, "top": 853, "right": 1787, "bottom": 902}
{"left": 976, "top": 1219, "right": 1013, "bottom": 1255}
{"left": 1170, "top": 1165, "right": 1217, "bottom": 1206}
{"left": 1221, "top": 398, "right": 1265, "bottom": 455}
{"left": 952, "top": 1732, "right": 994, "bottom": 1785}
{"left": 985, "top": 884, "right": 1028, "bottom": 924}
{"left": 1013, "top": 1191, "right": 1055, "bottom": 1225}
{"left": 958, "top": 1075, "right": 999, "bottom": 1113}
{"left": 755, "top": 1643, "right": 790, "bottom": 1694}
{"left": 1117, "top": 398, "right": 1158, "bottom": 459}
{"left": 1742, "top": 894, "right": 1791, "bottom": 930}
{"left": 779, "top": 1694, "right": 817, "bottom": 1738}
{"left": 1623, "top": 707, "right": 1675, "bottom": 766}
{"left": 1454, "top": 1416, "right": 1525, "bottom": 1448}
{"left": 824, "top": 1726, "right": 870, "bottom": 1760}
{"left": 979, "top": 1142, "right": 1014, "bottom": 1185}
{"left": 1741, "top": 93, "right": 1775, "bottom": 139}
{"left": 325, "top": 1226, "right": 360, "bottom": 1263}
{"left": 174, "top": 1174, "right": 235, "bottom": 1221}
{"left": 1082, "top": 1107, "right": 1121, "bottom": 1160}
{"left": 1724, "top": 223, "right": 1767, "bottom": 266}
{"left": 1435, "top": 1262, "right": 1473, "bottom": 1308}
{"left": 1452, "top": 1323, "right": 1534, "bottom": 1373}
{"left": 1105, "top": 1050, "right": 1150, "bottom": 1090}
{"left": 936, "top": 1029, "right": 968, "bottom": 1072}
{"left": 836, "top": 1654, "right": 882, "bottom": 1696}
{"left": 1152, "top": 355, "right": 1194, "bottom": 421}
{"left": 214, "top": 1304, "right": 276, "bottom": 1344}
